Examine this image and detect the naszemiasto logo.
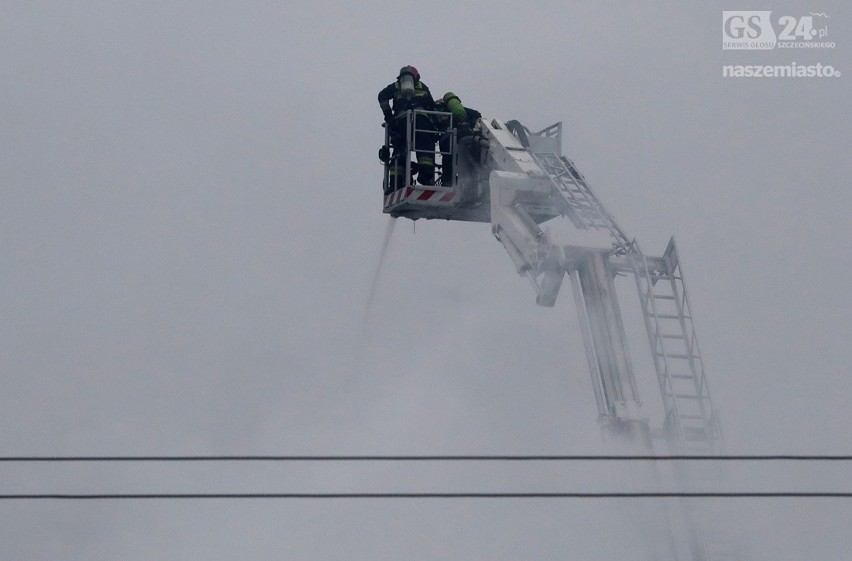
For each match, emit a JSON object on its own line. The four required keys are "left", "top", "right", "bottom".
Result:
{"left": 723, "top": 11, "right": 835, "bottom": 49}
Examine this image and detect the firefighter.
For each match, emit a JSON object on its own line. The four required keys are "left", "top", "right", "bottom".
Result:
{"left": 378, "top": 66, "right": 436, "bottom": 188}
{"left": 434, "top": 92, "right": 482, "bottom": 184}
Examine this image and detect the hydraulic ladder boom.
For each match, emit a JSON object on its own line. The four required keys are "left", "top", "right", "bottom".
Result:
{"left": 380, "top": 113, "right": 742, "bottom": 560}
{"left": 478, "top": 118, "right": 721, "bottom": 446}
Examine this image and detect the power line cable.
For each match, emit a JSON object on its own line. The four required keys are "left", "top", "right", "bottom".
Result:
{"left": 2, "top": 455, "right": 851, "bottom": 462}
{"left": 1, "top": 492, "right": 850, "bottom": 500}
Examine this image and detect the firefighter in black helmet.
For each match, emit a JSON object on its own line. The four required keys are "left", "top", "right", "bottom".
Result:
{"left": 378, "top": 66, "right": 437, "bottom": 187}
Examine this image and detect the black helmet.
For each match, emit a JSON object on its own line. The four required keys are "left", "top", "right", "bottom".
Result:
{"left": 398, "top": 65, "right": 420, "bottom": 81}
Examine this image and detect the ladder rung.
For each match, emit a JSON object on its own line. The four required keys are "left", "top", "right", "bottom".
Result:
{"left": 679, "top": 414, "right": 705, "bottom": 420}
{"left": 678, "top": 424, "right": 709, "bottom": 432}
{"left": 684, "top": 433, "right": 708, "bottom": 441}
{"left": 654, "top": 295, "right": 676, "bottom": 300}
{"left": 683, "top": 427, "right": 707, "bottom": 438}
{"left": 655, "top": 353, "right": 696, "bottom": 360}
{"left": 570, "top": 200, "right": 594, "bottom": 208}
{"left": 674, "top": 393, "right": 705, "bottom": 400}
{"left": 670, "top": 374, "right": 694, "bottom": 380}
{"left": 565, "top": 190, "right": 586, "bottom": 197}
{"left": 681, "top": 430, "right": 711, "bottom": 439}
{"left": 662, "top": 334, "right": 684, "bottom": 339}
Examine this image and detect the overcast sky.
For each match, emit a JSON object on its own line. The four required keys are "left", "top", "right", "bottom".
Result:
{"left": 1, "top": 1, "right": 850, "bottom": 560}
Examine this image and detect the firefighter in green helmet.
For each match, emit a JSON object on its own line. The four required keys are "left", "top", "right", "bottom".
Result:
{"left": 378, "top": 66, "right": 437, "bottom": 189}
{"left": 434, "top": 91, "right": 482, "bottom": 185}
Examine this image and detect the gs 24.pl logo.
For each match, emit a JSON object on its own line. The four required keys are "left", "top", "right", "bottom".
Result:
{"left": 723, "top": 11, "right": 835, "bottom": 49}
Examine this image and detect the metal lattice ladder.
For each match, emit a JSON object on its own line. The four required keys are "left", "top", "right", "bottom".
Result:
{"left": 531, "top": 152, "right": 631, "bottom": 248}
{"left": 529, "top": 139, "right": 742, "bottom": 559}
{"left": 630, "top": 239, "right": 747, "bottom": 561}
{"left": 630, "top": 237, "right": 721, "bottom": 454}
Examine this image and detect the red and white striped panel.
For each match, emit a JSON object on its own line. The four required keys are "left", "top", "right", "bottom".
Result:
{"left": 384, "top": 186, "right": 457, "bottom": 208}
{"left": 384, "top": 186, "right": 413, "bottom": 207}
